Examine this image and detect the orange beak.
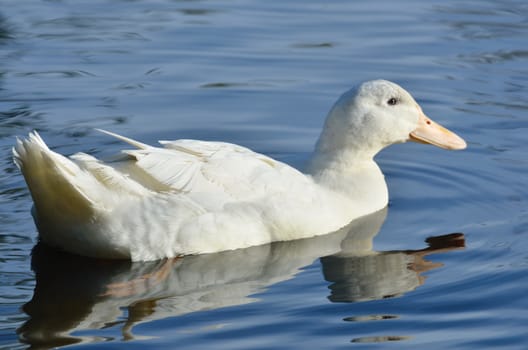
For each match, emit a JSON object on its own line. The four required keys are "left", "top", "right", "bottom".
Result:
{"left": 409, "top": 108, "right": 466, "bottom": 150}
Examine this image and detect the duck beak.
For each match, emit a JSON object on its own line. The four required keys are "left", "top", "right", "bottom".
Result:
{"left": 409, "top": 108, "right": 466, "bottom": 150}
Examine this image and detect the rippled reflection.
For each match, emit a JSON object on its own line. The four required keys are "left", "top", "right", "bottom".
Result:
{"left": 18, "top": 209, "right": 464, "bottom": 348}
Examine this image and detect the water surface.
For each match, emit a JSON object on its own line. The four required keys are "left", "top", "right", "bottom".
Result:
{"left": 1, "top": 0, "right": 528, "bottom": 349}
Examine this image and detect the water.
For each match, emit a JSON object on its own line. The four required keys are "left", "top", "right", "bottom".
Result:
{"left": 1, "top": 0, "right": 527, "bottom": 348}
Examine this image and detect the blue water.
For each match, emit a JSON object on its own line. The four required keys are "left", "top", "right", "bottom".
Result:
{"left": 1, "top": 0, "right": 528, "bottom": 348}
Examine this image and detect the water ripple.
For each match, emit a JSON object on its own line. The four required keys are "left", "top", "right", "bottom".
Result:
{"left": 15, "top": 70, "right": 96, "bottom": 78}
{"left": 0, "top": 105, "right": 45, "bottom": 138}
{"left": 351, "top": 335, "right": 412, "bottom": 343}
{"left": 458, "top": 50, "right": 528, "bottom": 65}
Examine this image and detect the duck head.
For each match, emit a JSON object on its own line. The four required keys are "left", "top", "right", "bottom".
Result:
{"left": 314, "top": 80, "right": 466, "bottom": 160}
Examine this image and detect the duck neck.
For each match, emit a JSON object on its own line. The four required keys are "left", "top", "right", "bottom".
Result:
{"left": 307, "top": 146, "right": 388, "bottom": 210}
{"left": 305, "top": 91, "right": 390, "bottom": 210}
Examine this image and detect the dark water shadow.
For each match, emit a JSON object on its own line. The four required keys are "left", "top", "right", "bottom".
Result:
{"left": 18, "top": 209, "right": 464, "bottom": 349}
{"left": 0, "top": 13, "right": 11, "bottom": 44}
{"left": 0, "top": 12, "right": 11, "bottom": 94}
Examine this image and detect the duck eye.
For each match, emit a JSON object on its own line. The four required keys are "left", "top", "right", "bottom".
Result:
{"left": 387, "top": 97, "right": 398, "bottom": 106}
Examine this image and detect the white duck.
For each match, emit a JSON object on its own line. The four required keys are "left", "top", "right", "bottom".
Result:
{"left": 13, "top": 80, "right": 466, "bottom": 261}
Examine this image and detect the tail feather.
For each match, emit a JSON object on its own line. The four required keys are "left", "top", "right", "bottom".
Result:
{"left": 12, "top": 132, "right": 99, "bottom": 231}
{"left": 13, "top": 131, "right": 143, "bottom": 259}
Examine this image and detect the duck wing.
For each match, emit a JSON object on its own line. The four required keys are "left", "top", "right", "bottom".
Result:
{"left": 98, "top": 130, "right": 309, "bottom": 203}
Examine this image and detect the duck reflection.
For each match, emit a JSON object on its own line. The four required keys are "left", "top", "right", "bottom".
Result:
{"left": 322, "top": 233, "right": 464, "bottom": 303}
{"left": 18, "top": 209, "right": 464, "bottom": 348}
